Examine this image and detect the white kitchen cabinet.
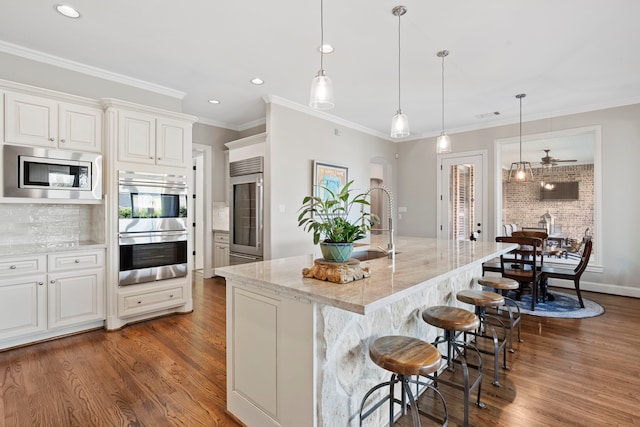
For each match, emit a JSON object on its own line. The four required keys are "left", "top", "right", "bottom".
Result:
{"left": 214, "top": 231, "right": 230, "bottom": 272}
{"left": 47, "top": 250, "right": 105, "bottom": 329}
{"left": 4, "top": 91, "right": 102, "bottom": 152}
{"left": 0, "top": 275, "right": 47, "bottom": 341}
{"left": 117, "top": 110, "right": 190, "bottom": 168}
{"left": 117, "top": 282, "right": 185, "bottom": 318}
{"left": 0, "top": 249, "right": 105, "bottom": 349}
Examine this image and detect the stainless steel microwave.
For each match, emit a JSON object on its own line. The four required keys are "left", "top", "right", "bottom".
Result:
{"left": 1, "top": 144, "right": 102, "bottom": 201}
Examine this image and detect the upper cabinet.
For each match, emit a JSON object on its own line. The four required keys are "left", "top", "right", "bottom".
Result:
{"left": 4, "top": 91, "right": 102, "bottom": 152}
{"left": 105, "top": 100, "right": 195, "bottom": 170}
{"left": 117, "top": 110, "right": 190, "bottom": 168}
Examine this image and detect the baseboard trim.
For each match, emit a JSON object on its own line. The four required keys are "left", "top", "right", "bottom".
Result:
{"left": 548, "top": 279, "right": 640, "bottom": 299}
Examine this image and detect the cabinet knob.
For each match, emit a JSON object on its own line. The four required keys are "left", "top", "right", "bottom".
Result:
{"left": 75, "top": 259, "right": 80, "bottom": 263}
{"left": 137, "top": 300, "right": 142, "bottom": 304}
{"left": 50, "top": 280, "right": 56, "bottom": 284}
{"left": 169, "top": 294, "right": 174, "bottom": 298}
{"left": 9, "top": 265, "right": 17, "bottom": 269}
{"left": 38, "top": 282, "right": 44, "bottom": 286}
{"left": 150, "top": 156, "right": 154, "bottom": 159}
{"left": 49, "top": 137, "right": 55, "bottom": 142}
{"left": 60, "top": 139, "right": 66, "bottom": 143}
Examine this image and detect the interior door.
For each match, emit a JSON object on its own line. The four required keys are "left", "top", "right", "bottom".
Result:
{"left": 438, "top": 152, "right": 487, "bottom": 241}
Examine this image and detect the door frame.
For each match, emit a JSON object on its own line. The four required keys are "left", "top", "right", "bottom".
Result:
{"left": 192, "top": 143, "right": 214, "bottom": 278}
{"left": 437, "top": 150, "right": 488, "bottom": 241}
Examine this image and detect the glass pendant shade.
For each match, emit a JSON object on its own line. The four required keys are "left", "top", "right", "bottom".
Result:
{"left": 436, "top": 132, "right": 451, "bottom": 154}
{"left": 390, "top": 110, "right": 410, "bottom": 138}
{"left": 309, "top": 70, "right": 334, "bottom": 110}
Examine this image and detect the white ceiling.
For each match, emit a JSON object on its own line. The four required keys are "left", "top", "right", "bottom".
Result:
{"left": 1, "top": 0, "right": 640, "bottom": 143}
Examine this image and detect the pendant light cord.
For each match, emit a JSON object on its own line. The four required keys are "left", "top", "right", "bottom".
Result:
{"left": 441, "top": 54, "right": 445, "bottom": 133}
{"left": 519, "top": 95, "right": 522, "bottom": 162}
{"left": 397, "top": 11, "right": 402, "bottom": 111}
{"left": 319, "top": 0, "right": 324, "bottom": 71}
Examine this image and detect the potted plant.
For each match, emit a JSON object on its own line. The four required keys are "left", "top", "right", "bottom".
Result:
{"left": 297, "top": 180, "right": 377, "bottom": 262}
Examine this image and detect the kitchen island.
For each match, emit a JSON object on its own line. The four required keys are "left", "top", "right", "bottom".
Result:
{"left": 216, "top": 237, "right": 515, "bottom": 427}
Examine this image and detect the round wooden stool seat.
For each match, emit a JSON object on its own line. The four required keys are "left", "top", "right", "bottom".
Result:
{"left": 422, "top": 306, "right": 480, "bottom": 332}
{"left": 369, "top": 336, "right": 441, "bottom": 376}
{"left": 477, "top": 276, "right": 519, "bottom": 290}
{"left": 457, "top": 289, "right": 505, "bottom": 308}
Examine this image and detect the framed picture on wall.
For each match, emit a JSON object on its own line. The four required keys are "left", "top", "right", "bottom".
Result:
{"left": 313, "top": 161, "right": 348, "bottom": 201}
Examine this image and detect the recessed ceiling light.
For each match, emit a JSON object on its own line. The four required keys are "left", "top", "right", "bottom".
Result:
{"left": 55, "top": 4, "right": 81, "bottom": 18}
{"left": 250, "top": 78, "right": 264, "bottom": 85}
{"left": 208, "top": 99, "right": 220, "bottom": 105}
{"left": 318, "top": 44, "right": 334, "bottom": 54}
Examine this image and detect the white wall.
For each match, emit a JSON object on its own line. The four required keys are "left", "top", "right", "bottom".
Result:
{"left": 266, "top": 103, "right": 397, "bottom": 260}
{"left": 397, "top": 103, "right": 640, "bottom": 293}
{"left": 0, "top": 52, "right": 182, "bottom": 112}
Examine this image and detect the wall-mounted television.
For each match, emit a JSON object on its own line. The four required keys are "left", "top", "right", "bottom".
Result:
{"left": 540, "top": 181, "right": 579, "bottom": 200}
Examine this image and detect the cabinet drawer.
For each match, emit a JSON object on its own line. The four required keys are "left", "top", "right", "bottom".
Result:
{"left": 119, "top": 286, "right": 184, "bottom": 318}
{"left": 48, "top": 250, "right": 104, "bottom": 272}
{"left": 0, "top": 255, "right": 46, "bottom": 278}
{"left": 214, "top": 232, "right": 229, "bottom": 243}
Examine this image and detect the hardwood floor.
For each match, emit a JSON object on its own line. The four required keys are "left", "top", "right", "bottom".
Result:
{"left": 1, "top": 274, "right": 638, "bottom": 426}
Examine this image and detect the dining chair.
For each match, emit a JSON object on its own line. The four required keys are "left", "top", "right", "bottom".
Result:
{"left": 495, "top": 236, "right": 545, "bottom": 310}
{"left": 540, "top": 239, "right": 593, "bottom": 308}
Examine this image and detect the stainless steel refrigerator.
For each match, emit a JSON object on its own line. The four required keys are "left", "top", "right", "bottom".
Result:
{"left": 229, "top": 156, "right": 263, "bottom": 265}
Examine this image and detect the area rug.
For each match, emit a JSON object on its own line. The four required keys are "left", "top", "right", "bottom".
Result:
{"left": 494, "top": 289, "right": 605, "bottom": 318}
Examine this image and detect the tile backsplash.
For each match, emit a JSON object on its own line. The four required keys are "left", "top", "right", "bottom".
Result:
{"left": 0, "top": 203, "right": 104, "bottom": 246}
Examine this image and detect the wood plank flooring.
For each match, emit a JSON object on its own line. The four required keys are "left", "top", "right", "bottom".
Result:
{"left": 0, "top": 274, "right": 638, "bottom": 426}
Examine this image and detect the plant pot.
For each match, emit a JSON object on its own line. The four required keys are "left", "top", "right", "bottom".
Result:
{"left": 320, "top": 242, "right": 354, "bottom": 262}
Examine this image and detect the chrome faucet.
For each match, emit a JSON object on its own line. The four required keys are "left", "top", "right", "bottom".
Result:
{"left": 363, "top": 185, "right": 395, "bottom": 260}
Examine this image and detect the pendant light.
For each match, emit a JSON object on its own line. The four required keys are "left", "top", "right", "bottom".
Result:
{"left": 436, "top": 50, "right": 452, "bottom": 153}
{"left": 309, "top": 0, "right": 334, "bottom": 110}
{"left": 508, "top": 93, "right": 535, "bottom": 182}
{"left": 390, "top": 6, "right": 409, "bottom": 138}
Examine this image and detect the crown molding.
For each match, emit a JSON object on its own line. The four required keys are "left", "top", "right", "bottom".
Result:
{"left": 262, "top": 94, "right": 393, "bottom": 141}
{"left": 0, "top": 40, "right": 185, "bottom": 99}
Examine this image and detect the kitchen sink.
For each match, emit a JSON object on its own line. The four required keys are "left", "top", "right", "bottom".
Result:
{"left": 351, "top": 250, "right": 396, "bottom": 261}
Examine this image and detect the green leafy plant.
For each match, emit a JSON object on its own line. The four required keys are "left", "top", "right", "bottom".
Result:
{"left": 297, "top": 180, "right": 377, "bottom": 244}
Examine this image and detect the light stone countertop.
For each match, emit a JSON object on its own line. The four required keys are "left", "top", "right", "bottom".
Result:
{"left": 216, "top": 236, "right": 516, "bottom": 315}
{"left": 0, "top": 241, "right": 107, "bottom": 258}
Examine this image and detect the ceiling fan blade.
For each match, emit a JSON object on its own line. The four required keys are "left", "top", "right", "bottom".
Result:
{"left": 554, "top": 159, "right": 577, "bottom": 162}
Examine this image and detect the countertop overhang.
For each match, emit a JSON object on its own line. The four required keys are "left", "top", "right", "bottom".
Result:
{"left": 216, "top": 237, "right": 516, "bottom": 315}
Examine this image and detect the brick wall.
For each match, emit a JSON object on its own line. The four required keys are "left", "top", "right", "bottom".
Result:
{"left": 503, "top": 164, "right": 594, "bottom": 245}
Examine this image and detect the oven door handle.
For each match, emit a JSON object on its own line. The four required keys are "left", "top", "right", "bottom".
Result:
{"left": 119, "top": 230, "right": 188, "bottom": 240}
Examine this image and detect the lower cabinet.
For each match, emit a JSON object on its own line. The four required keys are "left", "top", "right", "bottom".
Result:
{"left": 117, "top": 282, "right": 186, "bottom": 318}
{"left": 0, "top": 274, "right": 47, "bottom": 341}
{"left": 0, "top": 249, "right": 105, "bottom": 349}
{"left": 214, "top": 231, "right": 230, "bottom": 273}
{"left": 48, "top": 268, "right": 104, "bottom": 329}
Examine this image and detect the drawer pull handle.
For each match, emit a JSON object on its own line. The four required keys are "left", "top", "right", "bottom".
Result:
{"left": 75, "top": 259, "right": 80, "bottom": 263}
{"left": 10, "top": 265, "right": 17, "bottom": 269}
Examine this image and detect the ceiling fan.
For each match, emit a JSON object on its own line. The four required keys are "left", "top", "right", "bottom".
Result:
{"left": 540, "top": 149, "right": 577, "bottom": 168}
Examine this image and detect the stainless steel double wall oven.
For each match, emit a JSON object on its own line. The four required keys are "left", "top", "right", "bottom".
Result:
{"left": 118, "top": 171, "right": 189, "bottom": 286}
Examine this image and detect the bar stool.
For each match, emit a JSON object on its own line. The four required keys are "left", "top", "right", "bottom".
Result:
{"left": 359, "top": 335, "right": 448, "bottom": 426}
{"left": 477, "top": 276, "right": 522, "bottom": 352}
{"left": 456, "top": 290, "right": 509, "bottom": 387}
{"left": 421, "top": 306, "right": 484, "bottom": 427}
